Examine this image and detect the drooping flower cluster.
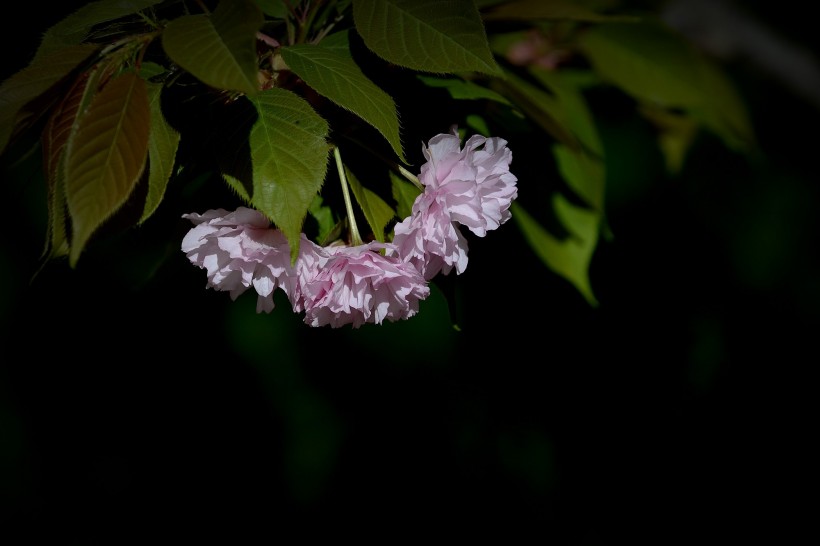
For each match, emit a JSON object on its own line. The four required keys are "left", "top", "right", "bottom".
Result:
{"left": 389, "top": 127, "right": 518, "bottom": 280}
{"left": 181, "top": 128, "right": 517, "bottom": 328}
{"left": 182, "top": 207, "right": 429, "bottom": 327}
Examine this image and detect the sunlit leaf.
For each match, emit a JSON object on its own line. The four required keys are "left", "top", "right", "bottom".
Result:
{"left": 512, "top": 198, "right": 599, "bottom": 306}
{"left": 230, "top": 88, "right": 331, "bottom": 261}
{"left": 577, "top": 21, "right": 754, "bottom": 151}
{"left": 481, "top": 0, "right": 639, "bottom": 22}
{"left": 352, "top": 0, "right": 501, "bottom": 75}
{"left": 0, "top": 44, "right": 99, "bottom": 155}
{"left": 34, "top": 0, "right": 163, "bottom": 61}
{"left": 139, "top": 81, "right": 180, "bottom": 224}
{"left": 162, "top": 0, "right": 263, "bottom": 95}
{"left": 65, "top": 72, "right": 150, "bottom": 266}
{"left": 417, "top": 75, "right": 511, "bottom": 104}
{"left": 344, "top": 164, "right": 396, "bottom": 242}
{"left": 280, "top": 40, "right": 406, "bottom": 162}
{"left": 390, "top": 170, "right": 420, "bottom": 221}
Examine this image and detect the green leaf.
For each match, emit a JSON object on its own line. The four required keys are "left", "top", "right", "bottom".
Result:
{"left": 308, "top": 195, "right": 338, "bottom": 245}
{"left": 577, "top": 21, "right": 754, "bottom": 151}
{"left": 318, "top": 29, "right": 353, "bottom": 51}
{"left": 390, "top": 170, "right": 420, "bottom": 222}
{"left": 492, "top": 69, "right": 583, "bottom": 151}
{"left": 481, "top": 0, "right": 640, "bottom": 22}
{"left": 65, "top": 72, "right": 151, "bottom": 266}
{"left": 162, "top": 0, "right": 263, "bottom": 95}
{"left": 280, "top": 41, "right": 406, "bottom": 162}
{"left": 577, "top": 22, "right": 703, "bottom": 106}
{"left": 34, "top": 0, "right": 163, "bottom": 62}
{"left": 520, "top": 69, "right": 606, "bottom": 219}
{"left": 352, "top": 0, "right": 501, "bottom": 75}
{"left": 528, "top": 67, "right": 603, "bottom": 157}
{"left": 236, "top": 88, "right": 331, "bottom": 260}
{"left": 0, "top": 44, "right": 99, "bottom": 155}
{"left": 465, "top": 113, "right": 492, "bottom": 137}
{"left": 254, "top": 0, "right": 288, "bottom": 18}
{"left": 512, "top": 198, "right": 599, "bottom": 306}
{"left": 689, "top": 55, "right": 756, "bottom": 153}
{"left": 553, "top": 144, "right": 604, "bottom": 212}
{"left": 139, "top": 81, "right": 180, "bottom": 224}
{"left": 344, "top": 165, "right": 396, "bottom": 242}
{"left": 417, "top": 75, "right": 511, "bottom": 105}
{"left": 138, "top": 61, "right": 167, "bottom": 81}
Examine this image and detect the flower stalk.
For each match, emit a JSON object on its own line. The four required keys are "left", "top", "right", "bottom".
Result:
{"left": 333, "top": 146, "right": 363, "bottom": 246}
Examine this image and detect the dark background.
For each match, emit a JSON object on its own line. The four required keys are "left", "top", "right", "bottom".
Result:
{"left": 1, "top": 1, "right": 816, "bottom": 542}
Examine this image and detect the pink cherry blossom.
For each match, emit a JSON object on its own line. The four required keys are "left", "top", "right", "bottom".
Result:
{"left": 180, "top": 128, "right": 516, "bottom": 327}
{"left": 181, "top": 207, "right": 298, "bottom": 313}
{"left": 389, "top": 127, "right": 518, "bottom": 279}
{"left": 182, "top": 208, "right": 430, "bottom": 327}
{"left": 418, "top": 127, "right": 518, "bottom": 237}
{"left": 299, "top": 241, "right": 430, "bottom": 328}
{"left": 390, "top": 190, "right": 470, "bottom": 281}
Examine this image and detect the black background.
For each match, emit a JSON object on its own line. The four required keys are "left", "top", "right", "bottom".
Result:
{"left": 1, "top": 1, "right": 816, "bottom": 542}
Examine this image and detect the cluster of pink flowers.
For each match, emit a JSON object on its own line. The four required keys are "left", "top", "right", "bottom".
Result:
{"left": 181, "top": 127, "right": 517, "bottom": 328}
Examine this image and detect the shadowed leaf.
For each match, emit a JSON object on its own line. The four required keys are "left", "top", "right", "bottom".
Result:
{"left": 513, "top": 198, "right": 599, "bottom": 306}
{"left": 65, "top": 72, "right": 150, "bottom": 266}
{"left": 344, "top": 164, "right": 396, "bottom": 242}
{"left": 353, "top": 0, "right": 501, "bottom": 75}
{"left": 578, "top": 21, "right": 754, "bottom": 151}
{"left": 44, "top": 155, "right": 71, "bottom": 261}
{"left": 390, "top": 170, "right": 420, "bottom": 222}
{"left": 531, "top": 68, "right": 606, "bottom": 212}
{"left": 481, "top": 0, "right": 639, "bottom": 22}
{"left": 0, "top": 44, "right": 99, "bottom": 155}
{"left": 417, "top": 75, "right": 511, "bottom": 104}
{"left": 41, "top": 71, "right": 91, "bottom": 260}
{"left": 553, "top": 144, "right": 604, "bottom": 212}
{"left": 492, "top": 69, "right": 582, "bottom": 151}
{"left": 308, "top": 195, "right": 337, "bottom": 245}
{"left": 162, "top": 0, "right": 263, "bottom": 95}
{"left": 254, "top": 0, "right": 288, "bottom": 18}
{"left": 34, "top": 0, "right": 163, "bottom": 61}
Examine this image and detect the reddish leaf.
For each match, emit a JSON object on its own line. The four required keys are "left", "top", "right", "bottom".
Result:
{"left": 65, "top": 71, "right": 150, "bottom": 266}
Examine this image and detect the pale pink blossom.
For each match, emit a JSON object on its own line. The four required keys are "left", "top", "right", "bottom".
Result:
{"left": 390, "top": 190, "right": 470, "bottom": 280}
{"left": 182, "top": 208, "right": 430, "bottom": 327}
{"left": 389, "top": 128, "right": 517, "bottom": 279}
{"left": 418, "top": 127, "right": 518, "bottom": 237}
{"left": 181, "top": 207, "right": 298, "bottom": 313}
{"left": 299, "top": 241, "right": 430, "bottom": 328}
